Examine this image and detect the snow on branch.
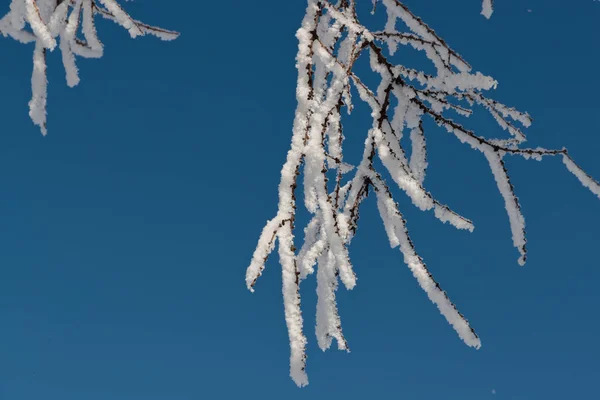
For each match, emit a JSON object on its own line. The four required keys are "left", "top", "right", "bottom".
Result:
{"left": 246, "top": 0, "right": 600, "bottom": 387}
{"left": 482, "top": 0, "right": 494, "bottom": 19}
{"left": 0, "top": 0, "right": 179, "bottom": 134}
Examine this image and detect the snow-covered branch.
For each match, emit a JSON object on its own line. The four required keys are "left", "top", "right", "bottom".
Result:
{"left": 0, "top": 0, "right": 179, "bottom": 134}
{"left": 482, "top": 0, "right": 494, "bottom": 19}
{"left": 247, "top": 0, "right": 600, "bottom": 387}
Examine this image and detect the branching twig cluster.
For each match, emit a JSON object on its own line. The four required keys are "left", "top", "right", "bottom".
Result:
{"left": 0, "top": 0, "right": 179, "bottom": 134}
{"left": 246, "top": 0, "right": 600, "bottom": 387}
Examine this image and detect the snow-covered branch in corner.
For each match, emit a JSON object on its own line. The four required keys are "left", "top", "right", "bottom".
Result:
{"left": 246, "top": 0, "right": 600, "bottom": 387}
{"left": 0, "top": 0, "right": 179, "bottom": 134}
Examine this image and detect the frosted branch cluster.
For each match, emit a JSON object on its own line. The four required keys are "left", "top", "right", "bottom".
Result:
{"left": 246, "top": 0, "right": 600, "bottom": 387}
{"left": 0, "top": 0, "right": 179, "bottom": 134}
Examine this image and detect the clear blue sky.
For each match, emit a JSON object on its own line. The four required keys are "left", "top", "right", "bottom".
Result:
{"left": 0, "top": 1, "right": 599, "bottom": 399}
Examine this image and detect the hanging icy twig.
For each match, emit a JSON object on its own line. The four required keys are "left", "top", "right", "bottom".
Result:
{"left": 29, "top": 41, "right": 48, "bottom": 132}
{"left": 370, "top": 172, "right": 480, "bottom": 348}
{"left": 246, "top": 0, "right": 599, "bottom": 387}
{"left": 483, "top": 148, "right": 527, "bottom": 266}
{"left": 482, "top": 0, "right": 494, "bottom": 19}
{"left": 0, "top": 0, "right": 179, "bottom": 134}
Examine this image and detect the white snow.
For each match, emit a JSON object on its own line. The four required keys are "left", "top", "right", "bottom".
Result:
{"left": 28, "top": 41, "right": 48, "bottom": 135}
{"left": 563, "top": 154, "right": 600, "bottom": 199}
{"left": 372, "top": 175, "right": 481, "bottom": 348}
{"left": 241, "top": 0, "right": 599, "bottom": 387}
{"left": 25, "top": 0, "right": 56, "bottom": 50}
{"left": 0, "top": 0, "right": 179, "bottom": 134}
{"left": 483, "top": 148, "right": 527, "bottom": 266}
{"left": 482, "top": 0, "right": 494, "bottom": 19}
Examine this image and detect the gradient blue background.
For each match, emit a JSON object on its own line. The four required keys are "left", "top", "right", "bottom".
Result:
{"left": 0, "top": 0, "right": 599, "bottom": 399}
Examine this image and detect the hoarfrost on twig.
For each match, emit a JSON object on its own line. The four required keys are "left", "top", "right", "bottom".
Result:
{"left": 246, "top": 0, "right": 600, "bottom": 387}
{"left": 482, "top": 0, "right": 494, "bottom": 19}
{"left": 0, "top": 0, "right": 179, "bottom": 134}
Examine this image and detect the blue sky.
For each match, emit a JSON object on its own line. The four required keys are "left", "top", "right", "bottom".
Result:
{"left": 0, "top": 0, "right": 599, "bottom": 399}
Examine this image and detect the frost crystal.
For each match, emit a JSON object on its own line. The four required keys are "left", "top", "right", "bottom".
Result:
{"left": 482, "top": 0, "right": 494, "bottom": 19}
{"left": 0, "top": 0, "right": 179, "bottom": 134}
{"left": 246, "top": 0, "right": 600, "bottom": 387}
